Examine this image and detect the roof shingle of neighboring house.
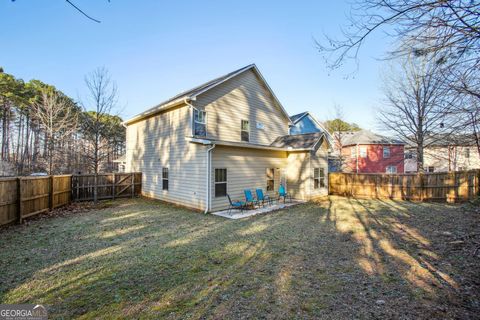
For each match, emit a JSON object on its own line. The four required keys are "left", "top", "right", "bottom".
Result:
{"left": 270, "top": 132, "right": 325, "bottom": 149}
{"left": 342, "top": 130, "right": 404, "bottom": 146}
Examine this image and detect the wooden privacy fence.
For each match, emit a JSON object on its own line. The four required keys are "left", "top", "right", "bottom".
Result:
{"left": 72, "top": 172, "right": 142, "bottom": 201}
{"left": 329, "top": 170, "right": 480, "bottom": 202}
{"left": 0, "top": 175, "right": 72, "bottom": 226}
{"left": 0, "top": 172, "right": 142, "bottom": 226}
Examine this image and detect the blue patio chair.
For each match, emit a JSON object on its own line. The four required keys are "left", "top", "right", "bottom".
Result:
{"left": 256, "top": 188, "right": 272, "bottom": 207}
{"left": 244, "top": 189, "right": 259, "bottom": 208}
{"left": 227, "top": 194, "right": 246, "bottom": 215}
{"left": 278, "top": 184, "right": 292, "bottom": 203}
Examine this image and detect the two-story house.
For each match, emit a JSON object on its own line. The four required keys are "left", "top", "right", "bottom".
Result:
{"left": 124, "top": 64, "right": 330, "bottom": 212}
{"left": 341, "top": 130, "right": 405, "bottom": 173}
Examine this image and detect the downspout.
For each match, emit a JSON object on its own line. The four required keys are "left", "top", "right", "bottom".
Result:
{"left": 205, "top": 144, "right": 216, "bottom": 214}
{"left": 184, "top": 99, "right": 214, "bottom": 214}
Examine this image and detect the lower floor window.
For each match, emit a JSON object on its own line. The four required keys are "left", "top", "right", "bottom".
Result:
{"left": 266, "top": 168, "right": 275, "bottom": 191}
{"left": 386, "top": 166, "right": 397, "bottom": 174}
{"left": 162, "top": 167, "right": 169, "bottom": 190}
{"left": 215, "top": 168, "right": 227, "bottom": 197}
{"left": 314, "top": 168, "right": 325, "bottom": 189}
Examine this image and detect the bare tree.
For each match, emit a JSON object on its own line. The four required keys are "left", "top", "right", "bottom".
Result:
{"left": 81, "top": 67, "right": 118, "bottom": 203}
{"left": 32, "top": 92, "right": 78, "bottom": 174}
{"left": 317, "top": 0, "right": 480, "bottom": 72}
{"left": 378, "top": 53, "right": 455, "bottom": 171}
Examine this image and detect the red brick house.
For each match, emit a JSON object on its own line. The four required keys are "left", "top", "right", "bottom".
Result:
{"left": 341, "top": 130, "right": 405, "bottom": 173}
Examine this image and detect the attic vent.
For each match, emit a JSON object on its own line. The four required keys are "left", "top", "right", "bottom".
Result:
{"left": 256, "top": 121, "right": 265, "bottom": 130}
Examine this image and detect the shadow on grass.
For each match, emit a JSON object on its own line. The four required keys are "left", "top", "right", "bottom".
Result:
{"left": 0, "top": 196, "right": 478, "bottom": 319}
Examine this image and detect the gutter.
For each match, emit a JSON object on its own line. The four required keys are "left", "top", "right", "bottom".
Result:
{"left": 205, "top": 144, "right": 216, "bottom": 214}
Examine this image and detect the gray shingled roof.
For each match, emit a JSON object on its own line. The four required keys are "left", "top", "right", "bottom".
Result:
{"left": 270, "top": 132, "right": 324, "bottom": 149}
{"left": 289, "top": 112, "right": 308, "bottom": 123}
{"left": 342, "top": 130, "right": 404, "bottom": 146}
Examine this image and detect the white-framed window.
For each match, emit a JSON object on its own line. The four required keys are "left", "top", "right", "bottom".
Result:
{"left": 427, "top": 166, "right": 435, "bottom": 173}
{"left": 215, "top": 168, "right": 227, "bottom": 197}
{"left": 266, "top": 168, "right": 275, "bottom": 191}
{"left": 162, "top": 167, "right": 169, "bottom": 190}
{"left": 241, "top": 120, "right": 250, "bottom": 142}
{"left": 383, "top": 146, "right": 390, "bottom": 158}
{"left": 465, "top": 148, "right": 470, "bottom": 158}
{"left": 193, "top": 109, "right": 206, "bottom": 136}
{"left": 386, "top": 166, "right": 397, "bottom": 174}
{"left": 359, "top": 146, "right": 367, "bottom": 158}
{"left": 314, "top": 167, "right": 326, "bottom": 189}
{"left": 351, "top": 146, "right": 356, "bottom": 158}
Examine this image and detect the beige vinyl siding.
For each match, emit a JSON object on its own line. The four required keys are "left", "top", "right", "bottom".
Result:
{"left": 210, "top": 146, "right": 288, "bottom": 211}
{"left": 125, "top": 105, "right": 207, "bottom": 210}
{"left": 287, "top": 151, "right": 310, "bottom": 200}
{"left": 195, "top": 69, "right": 289, "bottom": 145}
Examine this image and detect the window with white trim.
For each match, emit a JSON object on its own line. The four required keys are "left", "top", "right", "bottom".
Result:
{"left": 162, "top": 167, "right": 169, "bottom": 190}
{"left": 314, "top": 168, "right": 326, "bottom": 189}
{"left": 266, "top": 168, "right": 275, "bottom": 191}
{"left": 359, "top": 146, "right": 367, "bottom": 158}
{"left": 385, "top": 166, "right": 397, "bottom": 174}
{"left": 215, "top": 168, "right": 227, "bottom": 197}
{"left": 465, "top": 148, "right": 470, "bottom": 158}
{"left": 351, "top": 146, "right": 356, "bottom": 158}
{"left": 427, "top": 166, "right": 435, "bottom": 173}
{"left": 383, "top": 146, "right": 390, "bottom": 158}
{"left": 241, "top": 120, "right": 249, "bottom": 142}
{"left": 193, "top": 109, "right": 206, "bottom": 136}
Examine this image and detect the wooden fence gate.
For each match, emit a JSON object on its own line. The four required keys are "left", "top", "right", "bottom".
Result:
{"left": 71, "top": 172, "right": 142, "bottom": 201}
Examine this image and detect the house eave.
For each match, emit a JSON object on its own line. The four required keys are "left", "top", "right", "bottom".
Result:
{"left": 123, "top": 98, "right": 192, "bottom": 126}
{"left": 185, "top": 137, "right": 312, "bottom": 152}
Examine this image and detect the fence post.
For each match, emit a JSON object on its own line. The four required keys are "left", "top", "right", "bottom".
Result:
{"left": 49, "top": 175, "right": 54, "bottom": 211}
{"left": 17, "top": 177, "right": 23, "bottom": 224}
{"left": 112, "top": 173, "right": 116, "bottom": 200}
{"left": 131, "top": 173, "right": 134, "bottom": 198}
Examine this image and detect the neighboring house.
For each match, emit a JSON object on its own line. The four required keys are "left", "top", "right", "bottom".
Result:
{"left": 124, "top": 64, "right": 330, "bottom": 212}
{"left": 405, "top": 135, "right": 480, "bottom": 173}
{"left": 341, "top": 130, "right": 405, "bottom": 173}
{"left": 290, "top": 111, "right": 331, "bottom": 137}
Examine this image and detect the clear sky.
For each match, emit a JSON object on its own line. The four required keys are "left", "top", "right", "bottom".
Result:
{"left": 1, "top": 0, "right": 392, "bottom": 129}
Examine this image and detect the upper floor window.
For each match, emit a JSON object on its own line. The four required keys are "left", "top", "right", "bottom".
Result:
{"left": 241, "top": 120, "right": 250, "bottom": 142}
{"left": 386, "top": 166, "right": 397, "bottom": 174}
{"left": 359, "top": 146, "right": 367, "bottom": 158}
{"left": 465, "top": 148, "right": 470, "bottom": 158}
{"left": 193, "top": 109, "right": 206, "bottom": 136}
{"left": 383, "top": 146, "right": 390, "bottom": 158}
{"left": 427, "top": 166, "right": 435, "bottom": 173}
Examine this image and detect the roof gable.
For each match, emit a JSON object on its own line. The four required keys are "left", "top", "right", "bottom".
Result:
{"left": 124, "top": 64, "right": 292, "bottom": 125}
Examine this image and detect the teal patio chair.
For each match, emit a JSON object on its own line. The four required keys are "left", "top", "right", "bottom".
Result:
{"left": 227, "top": 194, "right": 246, "bottom": 215}
{"left": 278, "top": 184, "right": 292, "bottom": 203}
{"left": 256, "top": 188, "right": 272, "bottom": 207}
{"left": 244, "top": 189, "right": 259, "bottom": 208}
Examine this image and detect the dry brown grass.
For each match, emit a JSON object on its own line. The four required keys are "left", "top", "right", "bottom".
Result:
{"left": 0, "top": 196, "right": 478, "bottom": 319}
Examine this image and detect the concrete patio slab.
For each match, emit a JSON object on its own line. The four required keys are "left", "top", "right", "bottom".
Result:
{"left": 211, "top": 200, "right": 305, "bottom": 219}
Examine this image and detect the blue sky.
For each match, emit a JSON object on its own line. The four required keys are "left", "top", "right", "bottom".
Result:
{"left": 1, "top": 1, "right": 392, "bottom": 129}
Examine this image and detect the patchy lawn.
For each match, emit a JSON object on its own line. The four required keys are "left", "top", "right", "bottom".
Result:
{"left": 0, "top": 196, "right": 479, "bottom": 319}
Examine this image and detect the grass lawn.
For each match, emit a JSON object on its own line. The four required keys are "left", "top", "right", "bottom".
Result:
{"left": 1, "top": 196, "right": 479, "bottom": 319}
